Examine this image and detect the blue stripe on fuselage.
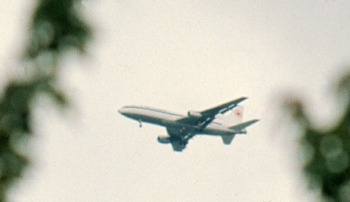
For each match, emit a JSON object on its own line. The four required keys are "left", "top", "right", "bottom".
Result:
{"left": 122, "top": 106, "right": 183, "bottom": 118}
{"left": 121, "top": 106, "right": 222, "bottom": 126}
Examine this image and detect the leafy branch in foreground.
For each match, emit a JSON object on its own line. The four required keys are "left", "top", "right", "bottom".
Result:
{"left": 283, "top": 72, "right": 350, "bottom": 201}
{"left": 0, "top": 0, "right": 91, "bottom": 201}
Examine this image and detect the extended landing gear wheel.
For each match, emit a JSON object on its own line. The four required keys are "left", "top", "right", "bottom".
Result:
{"left": 139, "top": 120, "right": 142, "bottom": 128}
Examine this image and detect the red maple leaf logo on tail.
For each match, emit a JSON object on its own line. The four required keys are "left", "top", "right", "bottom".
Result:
{"left": 234, "top": 108, "right": 242, "bottom": 118}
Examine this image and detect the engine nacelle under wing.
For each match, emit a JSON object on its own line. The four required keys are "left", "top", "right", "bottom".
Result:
{"left": 187, "top": 110, "right": 202, "bottom": 118}
{"left": 157, "top": 136, "right": 171, "bottom": 144}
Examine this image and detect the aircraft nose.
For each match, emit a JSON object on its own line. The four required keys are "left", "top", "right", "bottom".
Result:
{"left": 118, "top": 108, "right": 125, "bottom": 115}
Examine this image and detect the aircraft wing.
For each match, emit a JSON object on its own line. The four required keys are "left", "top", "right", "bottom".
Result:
{"left": 200, "top": 97, "right": 247, "bottom": 117}
{"left": 176, "top": 97, "right": 247, "bottom": 128}
{"left": 171, "top": 140, "right": 186, "bottom": 152}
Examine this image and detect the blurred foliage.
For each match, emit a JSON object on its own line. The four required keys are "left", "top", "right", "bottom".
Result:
{"left": 0, "top": 0, "right": 91, "bottom": 201}
{"left": 283, "top": 72, "right": 350, "bottom": 201}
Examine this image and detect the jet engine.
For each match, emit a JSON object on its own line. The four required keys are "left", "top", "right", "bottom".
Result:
{"left": 187, "top": 110, "right": 202, "bottom": 118}
{"left": 157, "top": 136, "right": 171, "bottom": 144}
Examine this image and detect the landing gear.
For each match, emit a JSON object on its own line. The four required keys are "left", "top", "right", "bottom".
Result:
{"left": 181, "top": 133, "right": 195, "bottom": 143}
{"left": 139, "top": 120, "right": 142, "bottom": 128}
{"left": 182, "top": 136, "right": 189, "bottom": 143}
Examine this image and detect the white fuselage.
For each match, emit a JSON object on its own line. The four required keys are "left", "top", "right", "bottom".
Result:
{"left": 118, "top": 106, "right": 236, "bottom": 136}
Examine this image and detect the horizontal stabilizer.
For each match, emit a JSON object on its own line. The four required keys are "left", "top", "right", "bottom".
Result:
{"left": 221, "top": 135, "right": 235, "bottom": 145}
{"left": 229, "top": 119, "right": 259, "bottom": 132}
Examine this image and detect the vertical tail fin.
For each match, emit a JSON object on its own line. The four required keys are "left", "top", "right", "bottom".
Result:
{"left": 215, "top": 105, "right": 243, "bottom": 126}
{"left": 215, "top": 106, "right": 243, "bottom": 145}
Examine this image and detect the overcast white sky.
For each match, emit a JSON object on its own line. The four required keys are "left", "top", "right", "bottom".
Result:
{"left": 1, "top": 1, "right": 350, "bottom": 201}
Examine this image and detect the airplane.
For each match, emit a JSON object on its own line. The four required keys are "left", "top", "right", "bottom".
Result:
{"left": 118, "top": 97, "right": 259, "bottom": 152}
